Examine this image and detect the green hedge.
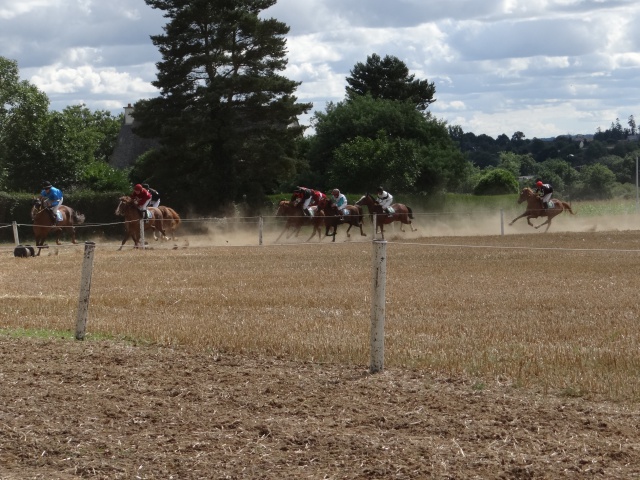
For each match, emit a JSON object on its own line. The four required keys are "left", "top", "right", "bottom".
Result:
{"left": 0, "top": 190, "right": 127, "bottom": 243}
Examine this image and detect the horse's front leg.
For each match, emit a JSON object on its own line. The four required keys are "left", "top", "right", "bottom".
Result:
{"left": 274, "top": 227, "right": 287, "bottom": 242}
{"left": 535, "top": 218, "right": 552, "bottom": 231}
{"left": 118, "top": 232, "right": 132, "bottom": 251}
{"left": 509, "top": 212, "right": 528, "bottom": 226}
{"left": 306, "top": 226, "right": 321, "bottom": 242}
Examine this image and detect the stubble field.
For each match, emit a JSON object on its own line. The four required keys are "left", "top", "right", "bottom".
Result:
{"left": 1, "top": 210, "right": 640, "bottom": 479}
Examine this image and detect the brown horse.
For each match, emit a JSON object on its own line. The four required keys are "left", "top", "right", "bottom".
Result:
{"left": 509, "top": 187, "right": 575, "bottom": 232}
{"left": 115, "top": 196, "right": 166, "bottom": 250}
{"left": 355, "top": 193, "right": 417, "bottom": 239}
{"left": 320, "top": 203, "right": 366, "bottom": 242}
{"left": 158, "top": 205, "right": 181, "bottom": 240}
{"left": 31, "top": 198, "right": 85, "bottom": 255}
{"left": 274, "top": 200, "right": 323, "bottom": 242}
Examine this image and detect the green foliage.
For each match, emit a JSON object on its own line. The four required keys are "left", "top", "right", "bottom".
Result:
{"left": 134, "top": 0, "right": 311, "bottom": 215}
{"left": 80, "top": 162, "right": 131, "bottom": 192}
{"left": 328, "top": 133, "right": 422, "bottom": 192}
{"left": 497, "top": 152, "right": 522, "bottom": 177}
{"left": 345, "top": 53, "right": 436, "bottom": 111}
{"left": 473, "top": 169, "right": 519, "bottom": 195}
{"left": 0, "top": 57, "right": 122, "bottom": 192}
{"left": 308, "top": 95, "right": 465, "bottom": 192}
{"left": 533, "top": 158, "right": 574, "bottom": 192}
{"left": 0, "top": 58, "right": 50, "bottom": 191}
{"left": 572, "top": 163, "right": 617, "bottom": 199}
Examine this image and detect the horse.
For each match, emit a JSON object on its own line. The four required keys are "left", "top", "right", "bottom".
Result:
{"left": 355, "top": 193, "right": 417, "bottom": 239}
{"left": 30, "top": 198, "right": 85, "bottom": 255}
{"left": 274, "top": 200, "right": 324, "bottom": 242}
{"left": 509, "top": 187, "right": 575, "bottom": 232}
{"left": 320, "top": 203, "right": 366, "bottom": 242}
{"left": 115, "top": 196, "right": 167, "bottom": 250}
{"left": 158, "top": 205, "right": 181, "bottom": 240}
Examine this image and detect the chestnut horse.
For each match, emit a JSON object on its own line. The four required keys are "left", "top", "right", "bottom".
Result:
{"left": 115, "top": 196, "right": 166, "bottom": 250}
{"left": 158, "top": 205, "right": 181, "bottom": 240}
{"left": 355, "top": 193, "right": 417, "bottom": 239}
{"left": 320, "top": 203, "right": 366, "bottom": 242}
{"left": 274, "top": 200, "right": 323, "bottom": 242}
{"left": 30, "top": 198, "right": 85, "bottom": 255}
{"left": 509, "top": 187, "right": 575, "bottom": 232}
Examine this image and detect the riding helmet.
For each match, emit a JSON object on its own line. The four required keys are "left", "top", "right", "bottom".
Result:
{"left": 134, "top": 183, "right": 143, "bottom": 191}
{"left": 332, "top": 189, "right": 340, "bottom": 195}
{"left": 42, "top": 181, "right": 52, "bottom": 188}
{"left": 536, "top": 181, "right": 543, "bottom": 187}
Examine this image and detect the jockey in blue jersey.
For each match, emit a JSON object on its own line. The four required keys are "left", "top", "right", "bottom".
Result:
{"left": 40, "top": 181, "right": 63, "bottom": 223}
{"left": 331, "top": 188, "right": 348, "bottom": 220}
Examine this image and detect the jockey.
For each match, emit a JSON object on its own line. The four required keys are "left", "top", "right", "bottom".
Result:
{"left": 535, "top": 180, "right": 553, "bottom": 209}
{"left": 376, "top": 186, "right": 394, "bottom": 216}
{"left": 40, "top": 181, "right": 63, "bottom": 224}
{"left": 131, "top": 183, "right": 152, "bottom": 218}
{"left": 142, "top": 183, "right": 160, "bottom": 208}
{"left": 294, "top": 187, "right": 327, "bottom": 216}
{"left": 331, "top": 188, "right": 348, "bottom": 220}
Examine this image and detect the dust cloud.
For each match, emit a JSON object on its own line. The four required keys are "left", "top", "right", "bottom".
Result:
{"left": 165, "top": 208, "right": 640, "bottom": 248}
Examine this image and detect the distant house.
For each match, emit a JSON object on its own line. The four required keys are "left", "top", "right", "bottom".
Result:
{"left": 109, "top": 104, "right": 160, "bottom": 169}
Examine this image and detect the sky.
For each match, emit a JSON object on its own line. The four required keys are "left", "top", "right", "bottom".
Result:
{"left": 2, "top": 0, "right": 640, "bottom": 139}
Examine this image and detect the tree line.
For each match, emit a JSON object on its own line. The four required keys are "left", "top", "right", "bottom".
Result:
{"left": 1, "top": 0, "right": 639, "bottom": 215}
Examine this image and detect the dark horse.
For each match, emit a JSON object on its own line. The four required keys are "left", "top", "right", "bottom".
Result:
{"left": 320, "top": 203, "right": 366, "bottom": 242}
{"left": 274, "top": 200, "right": 323, "bottom": 242}
{"left": 115, "top": 196, "right": 167, "bottom": 250}
{"left": 31, "top": 198, "right": 85, "bottom": 255}
{"left": 157, "top": 205, "right": 181, "bottom": 240}
{"left": 355, "top": 193, "right": 417, "bottom": 239}
{"left": 509, "top": 187, "right": 575, "bottom": 232}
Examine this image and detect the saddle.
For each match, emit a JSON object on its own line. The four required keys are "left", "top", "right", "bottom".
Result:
{"left": 47, "top": 208, "right": 63, "bottom": 223}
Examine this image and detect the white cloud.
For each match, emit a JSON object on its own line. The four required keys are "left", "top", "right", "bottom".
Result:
{"left": 2, "top": 0, "right": 640, "bottom": 137}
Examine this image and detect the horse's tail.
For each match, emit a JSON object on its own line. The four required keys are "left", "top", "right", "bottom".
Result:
{"left": 560, "top": 201, "right": 575, "bottom": 215}
{"left": 407, "top": 206, "right": 414, "bottom": 219}
{"left": 160, "top": 206, "right": 181, "bottom": 227}
{"left": 73, "top": 211, "right": 86, "bottom": 224}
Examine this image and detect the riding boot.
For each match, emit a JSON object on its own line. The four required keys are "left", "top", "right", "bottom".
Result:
{"left": 303, "top": 209, "right": 310, "bottom": 216}
{"left": 49, "top": 211, "right": 57, "bottom": 224}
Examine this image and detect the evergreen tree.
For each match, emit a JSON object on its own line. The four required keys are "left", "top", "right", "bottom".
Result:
{"left": 345, "top": 54, "right": 436, "bottom": 111}
{"left": 134, "top": 0, "right": 311, "bottom": 213}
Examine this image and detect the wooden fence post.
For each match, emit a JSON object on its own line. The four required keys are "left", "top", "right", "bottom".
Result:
{"left": 12, "top": 221, "right": 19, "bottom": 245}
{"left": 75, "top": 242, "right": 96, "bottom": 340}
{"left": 139, "top": 219, "right": 145, "bottom": 249}
{"left": 370, "top": 239, "right": 387, "bottom": 373}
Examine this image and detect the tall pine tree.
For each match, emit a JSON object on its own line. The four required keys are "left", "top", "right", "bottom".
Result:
{"left": 134, "top": 0, "right": 311, "bottom": 213}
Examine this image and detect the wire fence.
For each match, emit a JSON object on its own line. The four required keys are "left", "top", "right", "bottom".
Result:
{"left": 3, "top": 204, "right": 640, "bottom": 255}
